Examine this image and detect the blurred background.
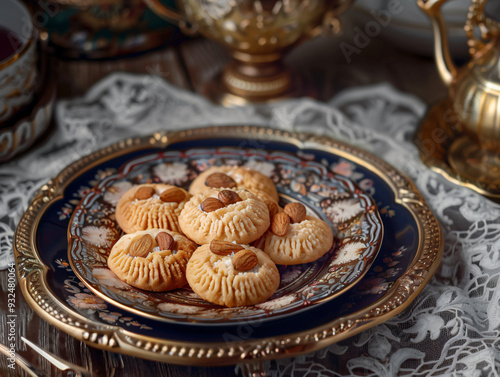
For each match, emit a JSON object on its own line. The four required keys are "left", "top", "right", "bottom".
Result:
{"left": 1, "top": 0, "right": 496, "bottom": 161}
{"left": 21, "top": 0, "right": 474, "bottom": 99}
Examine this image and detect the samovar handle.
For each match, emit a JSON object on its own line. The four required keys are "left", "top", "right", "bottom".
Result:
{"left": 465, "top": 0, "right": 500, "bottom": 56}
{"left": 142, "top": 0, "right": 198, "bottom": 35}
{"left": 307, "top": 0, "right": 353, "bottom": 39}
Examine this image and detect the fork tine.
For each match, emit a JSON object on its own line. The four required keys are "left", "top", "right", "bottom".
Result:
{"left": 21, "top": 337, "right": 72, "bottom": 372}
{"left": 21, "top": 337, "right": 90, "bottom": 376}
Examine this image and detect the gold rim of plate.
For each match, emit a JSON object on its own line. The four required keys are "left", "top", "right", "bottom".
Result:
{"left": 414, "top": 98, "right": 500, "bottom": 202}
{"left": 14, "top": 126, "right": 443, "bottom": 366}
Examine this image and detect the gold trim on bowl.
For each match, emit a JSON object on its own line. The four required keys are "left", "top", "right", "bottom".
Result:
{"left": 0, "top": 1, "right": 36, "bottom": 70}
{"left": 0, "top": 29, "right": 35, "bottom": 70}
{"left": 14, "top": 126, "right": 443, "bottom": 366}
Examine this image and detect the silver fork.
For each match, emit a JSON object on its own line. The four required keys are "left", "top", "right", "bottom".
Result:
{"left": 0, "top": 342, "right": 48, "bottom": 377}
{"left": 21, "top": 337, "right": 93, "bottom": 377}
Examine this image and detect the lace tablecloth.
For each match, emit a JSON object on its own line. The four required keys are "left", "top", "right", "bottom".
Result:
{"left": 2, "top": 73, "right": 499, "bottom": 376}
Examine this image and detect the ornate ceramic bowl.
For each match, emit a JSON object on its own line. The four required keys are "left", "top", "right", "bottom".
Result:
{"left": 39, "top": 0, "right": 181, "bottom": 59}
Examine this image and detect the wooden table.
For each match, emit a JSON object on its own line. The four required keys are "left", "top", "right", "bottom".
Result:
{"left": 0, "top": 9, "right": 448, "bottom": 377}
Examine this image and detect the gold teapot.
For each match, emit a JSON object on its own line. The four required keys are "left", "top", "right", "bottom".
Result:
{"left": 144, "top": 0, "right": 352, "bottom": 106}
{"left": 419, "top": 0, "right": 500, "bottom": 152}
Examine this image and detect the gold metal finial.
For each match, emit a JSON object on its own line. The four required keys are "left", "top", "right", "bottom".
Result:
{"left": 464, "top": 0, "right": 500, "bottom": 56}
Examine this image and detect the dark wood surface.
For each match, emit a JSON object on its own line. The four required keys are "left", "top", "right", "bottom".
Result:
{"left": 0, "top": 9, "right": 449, "bottom": 377}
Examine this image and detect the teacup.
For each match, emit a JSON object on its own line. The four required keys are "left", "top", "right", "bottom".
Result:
{"left": 0, "top": 0, "right": 38, "bottom": 123}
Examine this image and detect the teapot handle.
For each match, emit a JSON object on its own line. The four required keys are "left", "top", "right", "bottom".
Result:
{"left": 465, "top": 0, "right": 500, "bottom": 56}
{"left": 142, "top": 0, "right": 198, "bottom": 35}
{"left": 305, "top": 0, "right": 353, "bottom": 39}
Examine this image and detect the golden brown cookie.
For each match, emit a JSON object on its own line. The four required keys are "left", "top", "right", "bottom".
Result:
{"left": 115, "top": 184, "right": 190, "bottom": 234}
{"left": 107, "top": 229, "right": 198, "bottom": 291}
{"left": 189, "top": 166, "right": 279, "bottom": 202}
{"left": 179, "top": 188, "right": 270, "bottom": 245}
{"left": 258, "top": 210, "right": 334, "bottom": 265}
{"left": 186, "top": 243, "right": 280, "bottom": 307}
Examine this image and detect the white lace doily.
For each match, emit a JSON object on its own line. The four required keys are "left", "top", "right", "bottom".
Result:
{"left": 2, "top": 73, "right": 500, "bottom": 376}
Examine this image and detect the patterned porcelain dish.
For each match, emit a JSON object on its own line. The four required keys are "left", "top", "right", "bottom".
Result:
{"left": 68, "top": 147, "right": 383, "bottom": 324}
{"left": 42, "top": 0, "right": 184, "bottom": 59}
{"left": 14, "top": 127, "right": 443, "bottom": 366}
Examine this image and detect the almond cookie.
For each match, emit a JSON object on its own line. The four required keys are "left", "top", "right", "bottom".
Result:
{"left": 258, "top": 203, "right": 334, "bottom": 265}
{"left": 186, "top": 243, "right": 280, "bottom": 307}
{"left": 179, "top": 188, "right": 270, "bottom": 245}
{"left": 115, "top": 184, "right": 190, "bottom": 234}
{"left": 189, "top": 166, "right": 279, "bottom": 202}
{"left": 107, "top": 229, "right": 198, "bottom": 291}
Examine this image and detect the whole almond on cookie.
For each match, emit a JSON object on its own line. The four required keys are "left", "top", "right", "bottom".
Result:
{"left": 159, "top": 187, "right": 186, "bottom": 203}
{"left": 205, "top": 172, "right": 237, "bottom": 189}
{"left": 200, "top": 197, "right": 226, "bottom": 212}
{"left": 284, "top": 202, "right": 307, "bottom": 223}
{"left": 233, "top": 249, "right": 258, "bottom": 271}
{"left": 263, "top": 198, "right": 279, "bottom": 218}
{"left": 271, "top": 213, "right": 290, "bottom": 236}
{"left": 210, "top": 240, "right": 244, "bottom": 255}
{"left": 135, "top": 186, "right": 155, "bottom": 200}
{"left": 156, "top": 232, "right": 174, "bottom": 251}
{"left": 129, "top": 234, "right": 154, "bottom": 257}
{"left": 218, "top": 190, "right": 242, "bottom": 205}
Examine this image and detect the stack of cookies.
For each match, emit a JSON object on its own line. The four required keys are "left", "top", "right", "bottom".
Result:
{"left": 108, "top": 165, "right": 334, "bottom": 307}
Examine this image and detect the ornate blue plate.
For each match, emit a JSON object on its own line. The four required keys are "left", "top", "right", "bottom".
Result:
{"left": 14, "top": 127, "right": 442, "bottom": 366}
{"left": 68, "top": 147, "right": 382, "bottom": 324}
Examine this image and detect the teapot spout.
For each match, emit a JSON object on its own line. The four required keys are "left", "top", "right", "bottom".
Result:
{"left": 418, "top": 0, "right": 458, "bottom": 86}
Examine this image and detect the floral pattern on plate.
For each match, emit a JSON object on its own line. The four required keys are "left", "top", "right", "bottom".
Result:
{"left": 68, "top": 147, "right": 382, "bottom": 324}
{"left": 56, "top": 258, "right": 152, "bottom": 329}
